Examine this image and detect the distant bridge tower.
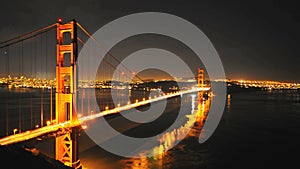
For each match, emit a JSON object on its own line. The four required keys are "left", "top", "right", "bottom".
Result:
{"left": 55, "top": 19, "right": 81, "bottom": 169}
{"left": 198, "top": 68, "right": 204, "bottom": 88}
{"left": 198, "top": 68, "right": 205, "bottom": 100}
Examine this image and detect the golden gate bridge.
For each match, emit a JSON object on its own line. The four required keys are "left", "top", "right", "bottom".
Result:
{"left": 0, "top": 18, "right": 210, "bottom": 168}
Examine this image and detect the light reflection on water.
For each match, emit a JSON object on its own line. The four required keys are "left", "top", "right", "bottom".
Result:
{"left": 117, "top": 93, "right": 211, "bottom": 169}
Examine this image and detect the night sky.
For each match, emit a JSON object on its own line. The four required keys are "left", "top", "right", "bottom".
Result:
{"left": 0, "top": 0, "right": 299, "bottom": 82}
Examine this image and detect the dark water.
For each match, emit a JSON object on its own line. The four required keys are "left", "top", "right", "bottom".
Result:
{"left": 1, "top": 88, "right": 300, "bottom": 169}
{"left": 208, "top": 90, "right": 300, "bottom": 169}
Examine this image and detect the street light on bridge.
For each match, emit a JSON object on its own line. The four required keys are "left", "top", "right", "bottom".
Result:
{"left": 13, "top": 128, "right": 18, "bottom": 135}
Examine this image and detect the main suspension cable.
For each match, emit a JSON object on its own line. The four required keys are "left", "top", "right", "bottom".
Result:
{"left": 0, "top": 26, "right": 56, "bottom": 49}
{"left": 76, "top": 22, "right": 144, "bottom": 82}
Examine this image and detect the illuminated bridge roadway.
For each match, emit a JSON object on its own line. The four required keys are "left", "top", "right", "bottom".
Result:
{"left": 0, "top": 87, "right": 210, "bottom": 146}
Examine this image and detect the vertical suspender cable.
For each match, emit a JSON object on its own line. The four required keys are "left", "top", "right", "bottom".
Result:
{"left": 6, "top": 99, "right": 8, "bottom": 136}
{"left": 48, "top": 33, "right": 53, "bottom": 122}
{"left": 21, "top": 40, "right": 23, "bottom": 76}
{"left": 30, "top": 95, "right": 33, "bottom": 129}
{"left": 40, "top": 35, "right": 44, "bottom": 127}
{"left": 5, "top": 46, "right": 9, "bottom": 135}
{"left": 18, "top": 39, "right": 21, "bottom": 77}
{"left": 18, "top": 40, "right": 22, "bottom": 133}
{"left": 45, "top": 33, "right": 47, "bottom": 74}
{"left": 7, "top": 46, "right": 10, "bottom": 76}
{"left": 40, "top": 35, "right": 43, "bottom": 79}
{"left": 19, "top": 91, "right": 21, "bottom": 133}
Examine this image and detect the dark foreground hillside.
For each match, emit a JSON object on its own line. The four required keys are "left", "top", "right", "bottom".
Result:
{"left": 0, "top": 145, "right": 72, "bottom": 169}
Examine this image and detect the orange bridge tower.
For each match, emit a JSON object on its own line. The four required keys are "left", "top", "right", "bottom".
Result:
{"left": 198, "top": 68, "right": 205, "bottom": 100}
{"left": 55, "top": 18, "right": 81, "bottom": 169}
